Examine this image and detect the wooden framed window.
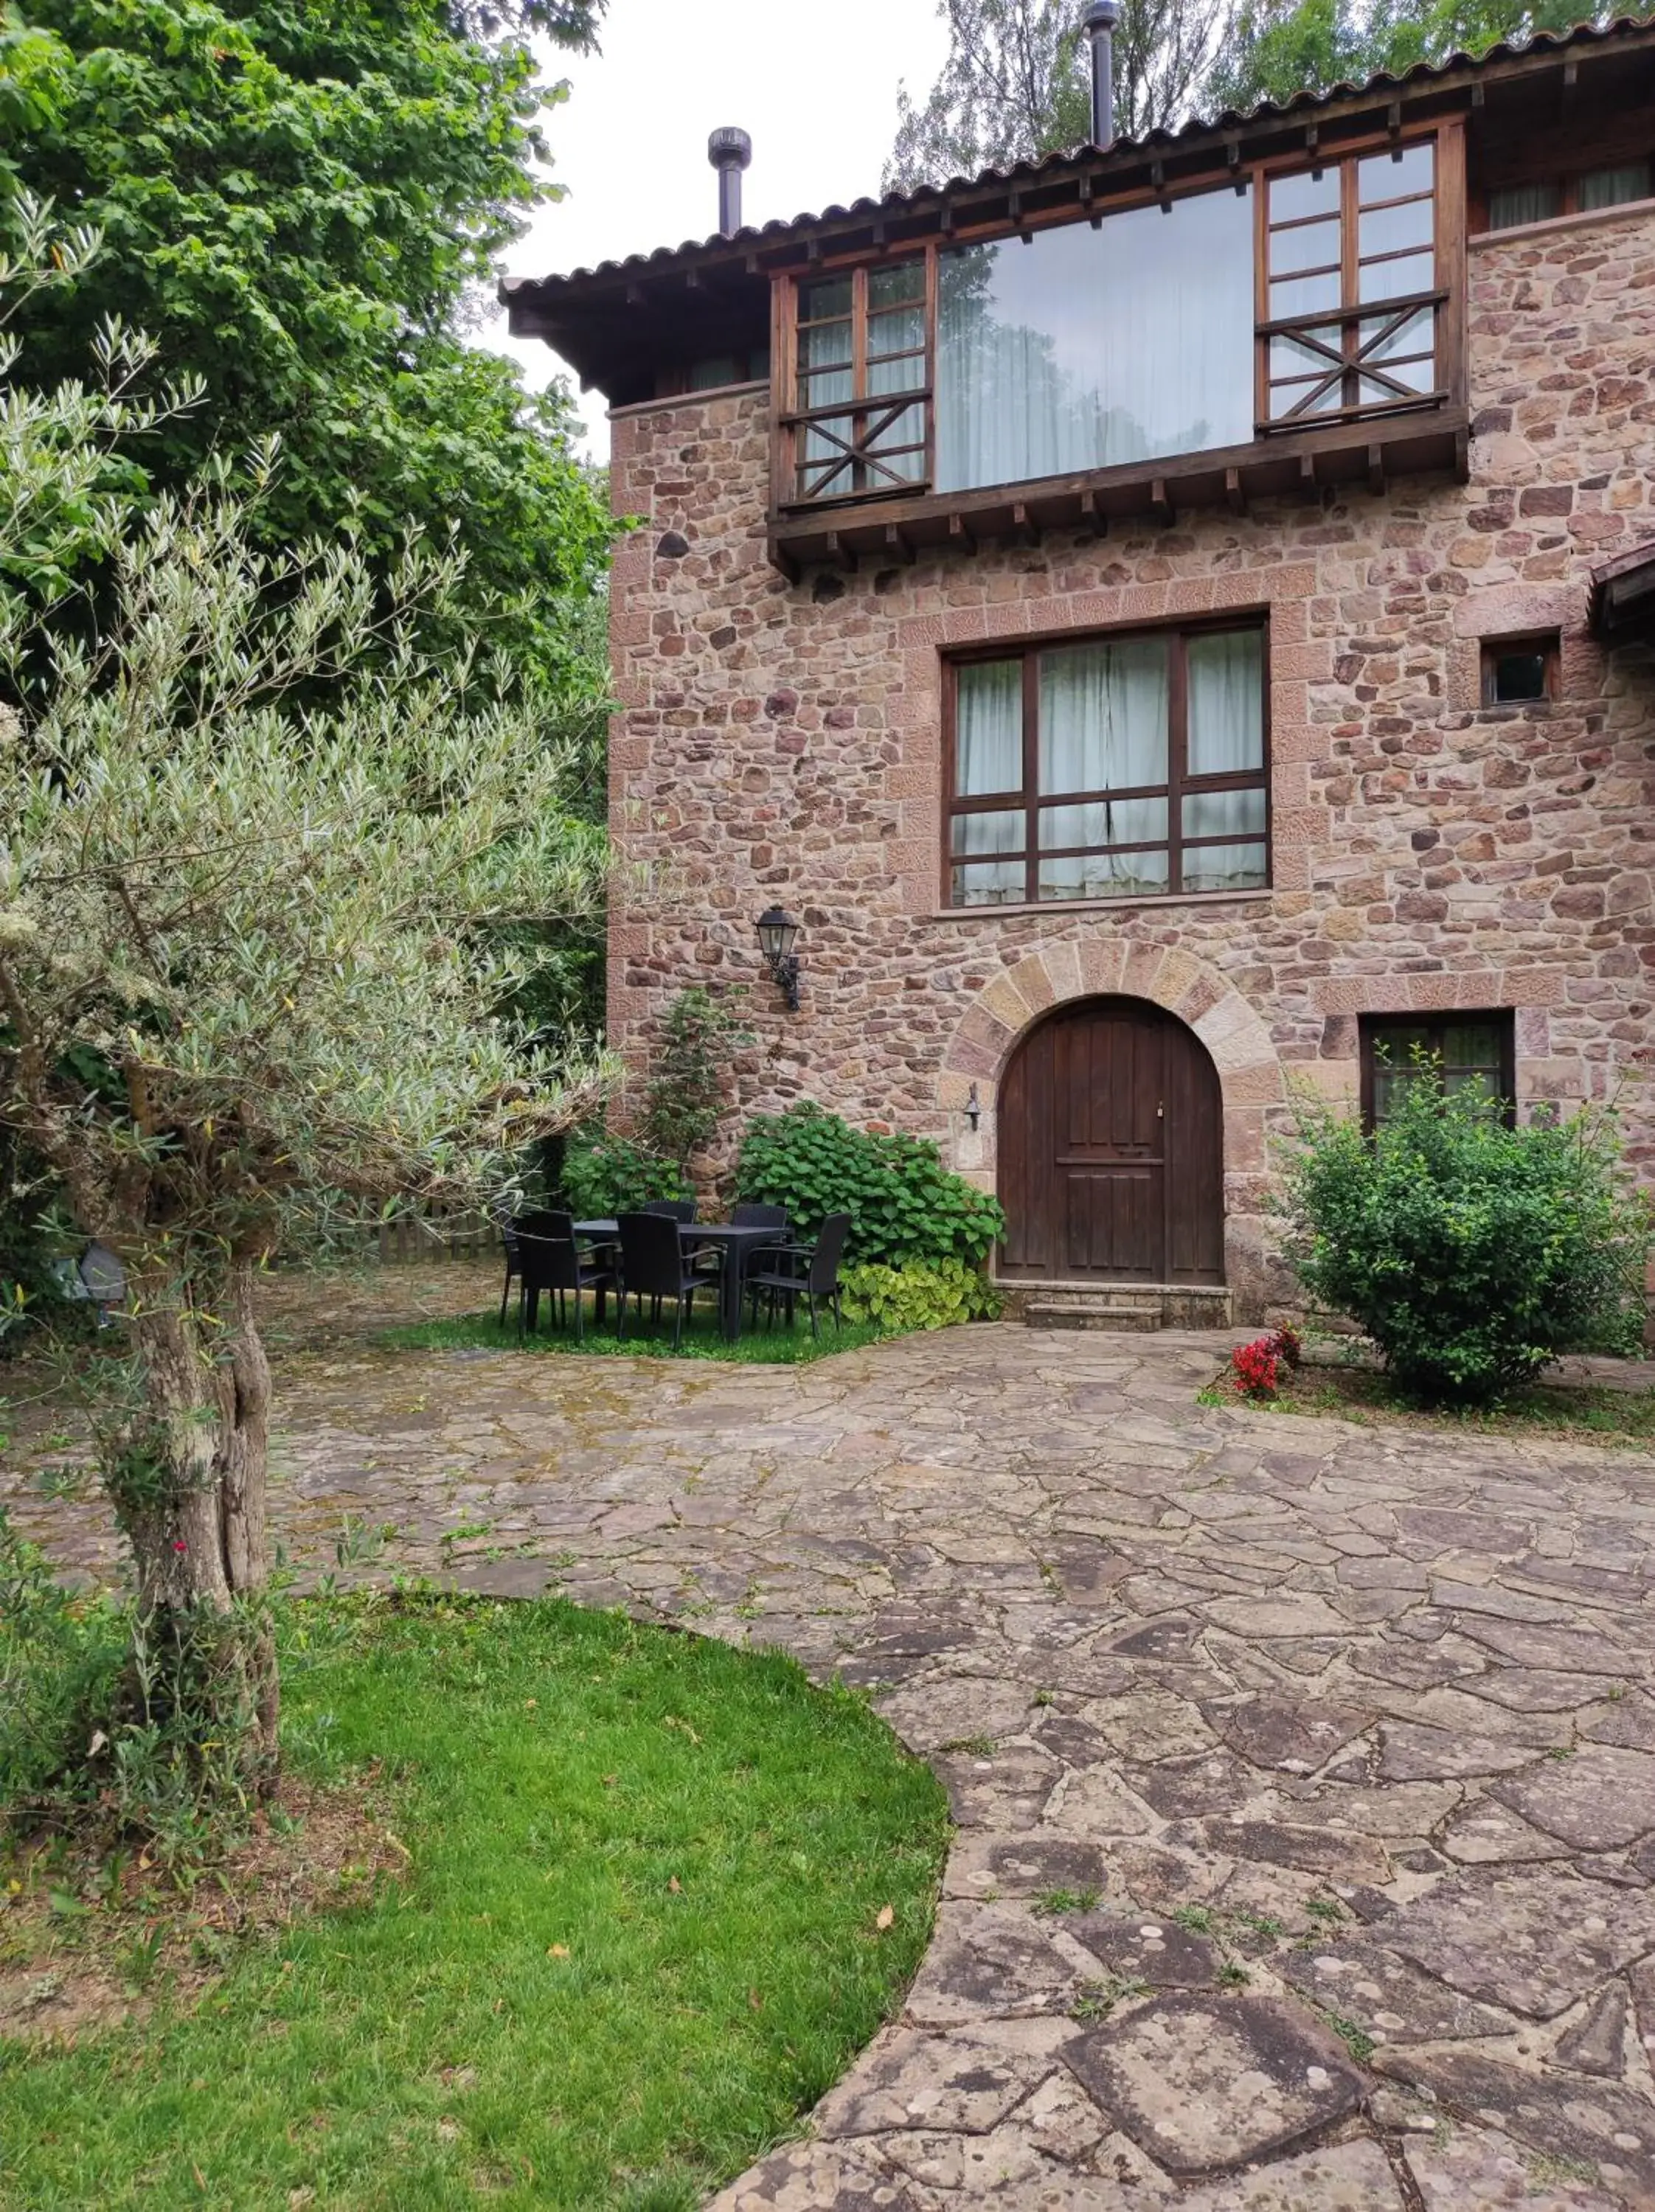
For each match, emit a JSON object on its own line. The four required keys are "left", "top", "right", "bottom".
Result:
{"left": 1485, "top": 161, "right": 1652, "bottom": 231}
{"left": 943, "top": 622, "right": 1269, "bottom": 908}
{"left": 1481, "top": 631, "right": 1559, "bottom": 706}
{"left": 788, "top": 259, "right": 931, "bottom": 503}
{"left": 1359, "top": 1012, "right": 1516, "bottom": 1130}
{"left": 1259, "top": 137, "right": 1451, "bottom": 430}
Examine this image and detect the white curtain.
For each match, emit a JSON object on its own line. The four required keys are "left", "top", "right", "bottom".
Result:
{"left": 955, "top": 660, "right": 1021, "bottom": 794}
{"left": 1187, "top": 631, "right": 1263, "bottom": 776}
{"left": 1183, "top": 630, "right": 1266, "bottom": 891}
{"left": 935, "top": 188, "right": 1254, "bottom": 495}
{"left": 1038, "top": 638, "right": 1167, "bottom": 796}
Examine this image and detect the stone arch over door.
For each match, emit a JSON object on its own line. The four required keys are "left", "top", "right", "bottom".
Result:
{"left": 937, "top": 940, "right": 1288, "bottom": 1318}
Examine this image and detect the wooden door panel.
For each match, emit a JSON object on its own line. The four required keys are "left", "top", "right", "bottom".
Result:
{"left": 999, "top": 995, "right": 1225, "bottom": 1287}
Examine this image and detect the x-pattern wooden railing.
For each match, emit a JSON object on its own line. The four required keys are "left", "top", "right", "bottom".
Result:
{"left": 1260, "top": 287, "right": 1446, "bottom": 428}
{"left": 786, "top": 390, "right": 930, "bottom": 502}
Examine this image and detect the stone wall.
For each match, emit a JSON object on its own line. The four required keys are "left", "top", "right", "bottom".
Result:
{"left": 605, "top": 201, "right": 1655, "bottom": 1319}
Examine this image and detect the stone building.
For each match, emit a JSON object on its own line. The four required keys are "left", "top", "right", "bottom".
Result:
{"left": 505, "top": 18, "right": 1655, "bottom": 1323}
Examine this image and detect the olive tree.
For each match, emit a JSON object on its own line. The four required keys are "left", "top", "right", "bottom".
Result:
{"left": 0, "top": 207, "right": 612, "bottom": 1801}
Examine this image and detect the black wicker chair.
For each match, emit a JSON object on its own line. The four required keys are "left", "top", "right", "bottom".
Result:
{"left": 515, "top": 1209, "right": 614, "bottom": 1344}
{"left": 746, "top": 1212, "right": 852, "bottom": 1340}
{"left": 616, "top": 1211, "right": 705, "bottom": 1352}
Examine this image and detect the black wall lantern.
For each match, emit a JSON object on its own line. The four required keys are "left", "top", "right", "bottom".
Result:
{"left": 755, "top": 906, "right": 802, "bottom": 1012}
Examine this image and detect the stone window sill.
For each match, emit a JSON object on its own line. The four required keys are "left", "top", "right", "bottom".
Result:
{"left": 1469, "top": 199, "right": 1655, "bottom": 249}
{"left": 926, "top": 889, "right": 1274, "bottom": 922}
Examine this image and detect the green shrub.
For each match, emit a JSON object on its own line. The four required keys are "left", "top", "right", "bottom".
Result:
{"left": 638, "top": 987, "right": 747, "bottom": 1175}
{"left": 840, "top": 1259, "right": 1003, "bottom": 1332}
{"left": 1279, "top": 1061, "right": 1651, "bottom": 1405}
{"left": 559, "top": 1133, "right": 684, "bottom": 1220}
{"left": 735, "top": 1102, "right": 1005, "bottom": 1267}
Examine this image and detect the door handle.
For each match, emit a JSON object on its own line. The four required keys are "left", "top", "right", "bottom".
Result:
{"left": 1156, "top": 1102, "right": 1165, "bottom": 1119}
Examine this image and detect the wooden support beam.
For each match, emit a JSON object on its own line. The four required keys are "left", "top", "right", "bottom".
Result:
{"left": 883, "top": 524, "right": 915, "bottom": 565}
{"left": 774, "top": 544, "right": 801, "bottom": 586}
{"left": 825, "top": 531, "right": 856, "bottom": 574}
{"left": 1454, "top": 425, "right": 1471, "bottom": 483}
{"left": 1078, "top": 489, "right": 1106, "bottom": 540}
{"left": 1150, "top": 478, "right": 1172, "bottom": 526}
{"left": 1367, "top": 442, "right": 1386, "bottom": 498}
{"left": 1471, "top": 80, "right": 1485, "bottom": 108}
{"left": 1387, "top": 100, "right": 1402, "bottom": 139}
{"left": 1225, "top": 467, "right": 1246, "bottom": 517}
{"left": 949, "top": 512, "right": 976, "bottom": 554}
{"left": 684, "top": 268, "right": 701, "bottom": 290}
{"left": 1300, "top": 452, "right": 1319, "bottom": 498}
{"left": 1010, "top": 501, "right": 1038, "bottom": 546}
{"left": 625, "top": 282, "right": 645, "bottom": 306}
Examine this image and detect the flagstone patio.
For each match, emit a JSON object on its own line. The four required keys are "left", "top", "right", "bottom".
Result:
{"left": 5, "top": 1267, "right": 1654, "bottom": 2209}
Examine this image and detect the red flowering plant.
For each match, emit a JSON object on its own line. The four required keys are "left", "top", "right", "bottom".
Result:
{"left": 1227, "top": 1327, "right": 1302, "bottom": 1401}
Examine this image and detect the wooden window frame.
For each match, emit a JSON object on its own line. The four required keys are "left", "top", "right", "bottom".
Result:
{"left": 780, "top": 259, "right": 932, "bottom": 506}
{"left": 1475, "top": 156, "right": 1655, "bottom": 234}
{"left": 1359, "top": 1011, "right": 1517, "bottom": 1132}
{"left": 771, "top": 123, "right": 1460, "bottom": 517}
{"left": 1255, "top": 126, "right": 1460, "bottom": 435}
{"left": 1479, "top": 630, "right": 1560, "bottom": 708}
{"left": 940, "top": 616, "right": 1271, "bottom": 911}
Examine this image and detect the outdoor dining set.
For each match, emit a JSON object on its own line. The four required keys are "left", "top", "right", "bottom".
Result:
{"left": 496, "top": 1203, "right": 853, "bottom": 1350}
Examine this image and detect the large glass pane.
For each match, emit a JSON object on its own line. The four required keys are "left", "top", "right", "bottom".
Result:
{"left": 1360, "top": 142, "right": 1433, "bottom": 206}
{"left": 1581, "top": 163, "right": 1651, "bottom": 210}
{"left": 954, "top": 660, "right": 1022, "bottom": 795}
{"left": 935, "top": 187, "right": 1253, "bottom": 493}
{"left": 1039, "top": 797, "right": 1167, "bottom": 850}
{"left": 869, "top": 260, "right": 924, "bottom": 309}
{"left": 1271, "top": 215, "right": 1340, "bottom": 276}
{"left": 1038, "top": 849, "right": 1169, "bottom": 900}
{"left": 1181, "top": 841, "right": 1266, "bottom": 893}
{"left": 1359, "top": 195, "right": 1433, "bottom": 260}
{"left": 1359, "top": 248, "right": 1433, "bottom": 303}
{"left": 1442, "top": 1020, "right": 1505, "bottom": 1073}
{"left": 1188, "top": 631, "right": 1263, "bottom": 776}
{"left": 1271, "top": 271, "right": 1341, "bottom": 319}
{"left": 868, "top": 305, "right": 924, "bottom": 364}
{"left": 800, "top": 276, "right": 852, "bottom": 321}
{"left": 951, "top": 807, "right": 1024, "bottom": 857}
{"left": 1038, "top": 637, "right": 1168, "bottom": 796}
{"left": 953, "top": 858, "right": 1025, "bottom": 905}
{"left": 1271, "top": 167, "right": 1339, "bottom": 222}
{"left": 1488, "top": 182, "right": 1562, "bottom": 229}
{"left": 1184, "top": 788, "right": 1266, "bottom": 840}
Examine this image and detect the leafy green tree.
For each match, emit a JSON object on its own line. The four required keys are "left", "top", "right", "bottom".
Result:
{"left": 1210, "top": 0, "right": 1599, "bottom": 111}
{"left": 0, "top": 213, "right": 611, "bottom": 1806}
{"left": 887, "top": 0, "right": 1619, "bottom": 187}
{"left": 0, "top": 0, "right": 613, "bottom": 690}
{"left": 887, "top": 0, "right": 1241, "bottom": 187}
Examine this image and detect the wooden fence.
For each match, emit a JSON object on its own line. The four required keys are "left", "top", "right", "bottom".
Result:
{"left": 363, "top": 1206, "right": 504, "bottom": 1265}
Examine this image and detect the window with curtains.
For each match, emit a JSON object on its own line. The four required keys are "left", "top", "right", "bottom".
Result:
{"left": 934, "top": 189, "right": 1255, "bottom": 492}
{"left": 1360, "top": 1012, "right": 1516, "bottom": 1130}
{"left": 1485, "top": 161, "right": 1651, "bottom": 230}
{"left": 1261, "top": 141, "right": 1442, "bottom": 427}
{"left": 945, "top": 624, "right": 1269, "bottom": 908}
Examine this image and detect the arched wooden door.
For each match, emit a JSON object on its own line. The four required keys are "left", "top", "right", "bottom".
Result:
{"left": 999, "top": 997, "right": 1224, "bottom": 1285}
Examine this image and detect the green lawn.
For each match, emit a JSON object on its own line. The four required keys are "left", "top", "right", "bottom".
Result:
{"left": 378, "top": 1301, "right": 891, "bottom": 1365}
{"left": 1, "top": 1596, "right": 949, "bottom": 2211}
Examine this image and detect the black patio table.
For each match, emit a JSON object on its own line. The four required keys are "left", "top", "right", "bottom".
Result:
{"left": 572, "top": 1220, "right": 783, "bottom": 1343}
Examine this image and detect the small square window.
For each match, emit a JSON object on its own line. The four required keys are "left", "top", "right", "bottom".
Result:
{"left": 1360, "top": 1012, "right": 1516, "bottom": 1132}
{"left": 1480, "top": 632, "right": 1558, "bottom": 707}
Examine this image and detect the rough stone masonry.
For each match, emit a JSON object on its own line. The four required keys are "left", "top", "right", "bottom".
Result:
{"left": 604, "top": 202, "right": 1655, "bottom": 1319}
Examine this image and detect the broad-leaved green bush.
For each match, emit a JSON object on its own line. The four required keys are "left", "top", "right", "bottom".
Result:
{"left": 736, "top": 1103, "right": 1006, "bottom": 1267}
{"left": 560, "top": 1133, "right": 684, "bottom": 1219}
{"left": 840, "top": 1260, "right": 1003, "bottom": 1332}
{"left": 1279, "top": 1062, "right": 1651, "bottom": 1405}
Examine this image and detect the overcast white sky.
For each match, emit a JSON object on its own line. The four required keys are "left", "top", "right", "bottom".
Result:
{"left": 476, "top": 0, "right": 950, "bottom": 457}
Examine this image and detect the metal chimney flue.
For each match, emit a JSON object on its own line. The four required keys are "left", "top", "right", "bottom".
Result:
{"left": 708, "top": 127, "right": 753, "bottom": 237}
{"left": 1082, "top": 1, "right": 1120, "bottom": 151}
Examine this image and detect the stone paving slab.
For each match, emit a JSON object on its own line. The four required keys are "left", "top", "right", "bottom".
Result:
{"left": 4, "top": 1276, "right": 1655, "bottom": 2208}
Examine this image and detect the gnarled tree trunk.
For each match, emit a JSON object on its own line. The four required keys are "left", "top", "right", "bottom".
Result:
{"left": 111, "top": 1256, "right": 280, "bottom": 1793}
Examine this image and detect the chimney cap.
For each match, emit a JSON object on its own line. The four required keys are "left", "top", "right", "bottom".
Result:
{"left": 707, "top": 126, "right": 753, "bottom": 171}
{"left": 1082, "top": 0, "right": 1120, "bottom": 27}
